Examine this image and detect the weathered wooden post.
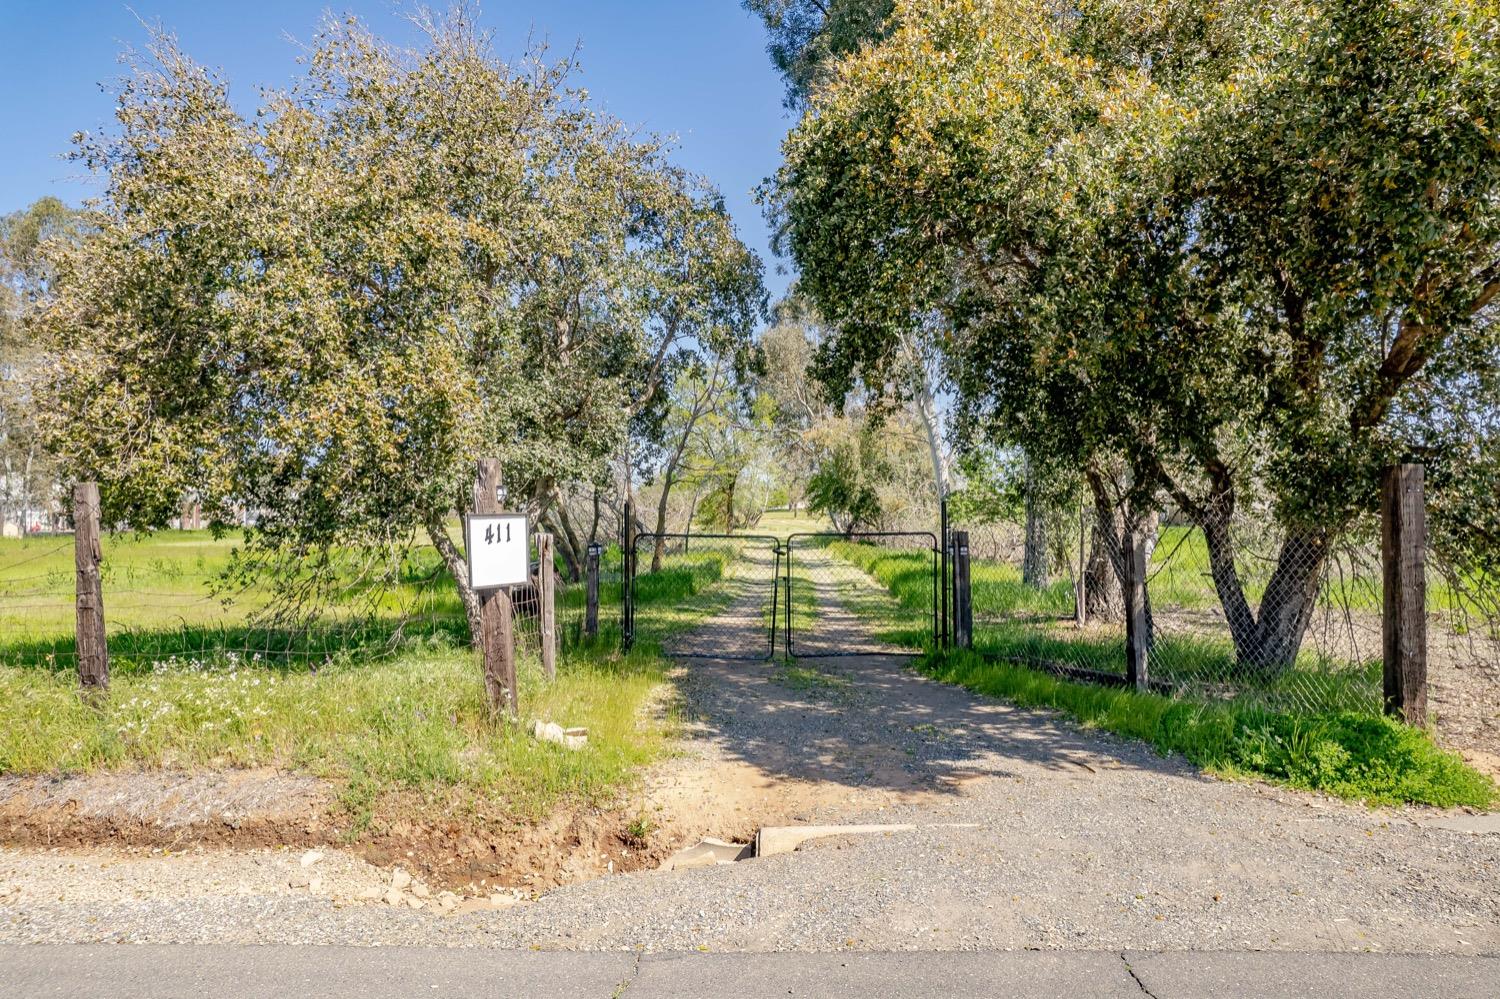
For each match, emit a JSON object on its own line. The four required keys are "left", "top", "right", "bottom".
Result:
{"left": 952, "top": 529, "right": 973, "bottom": 650}
{"left": 622, "top": 498, "right": 635, "bottom": 652}
{"left": 1382, "top": 463, "right": 1428, "bottom": 726}
{"left": 537, "top": 531, "right": 557, "bottom": 681}
{"left": 473, "top": 460, "right": 517, "bottom": 716}
{"left": 73, "top": 481, "right": 109, "bottom": 697}
{"left": 1123, "top": 527, "right": 1149, "bottom": 691}
{"left": 584, "top": 542, "right": 601, "bottom": 640}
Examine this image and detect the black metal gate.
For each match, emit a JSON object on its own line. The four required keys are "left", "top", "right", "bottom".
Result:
{"left": 623, "top": 531, "right": 783, "bottom": 660}
{"left": 785, "top": 532, "right": 939, "bottom": 657}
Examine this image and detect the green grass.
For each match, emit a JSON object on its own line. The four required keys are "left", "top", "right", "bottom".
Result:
{"left": 922, "top": 648, "right": 1496, "bottom": 809}
{"left": 828, "top": 538, "right": 1383, "bottom": 715}
{"left": 0, "top": 534, "right": 743, "bottom": 825}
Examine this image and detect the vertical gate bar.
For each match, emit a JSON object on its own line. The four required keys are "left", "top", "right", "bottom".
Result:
{"left": 786, "top": 538, "right": 795, "bottom": 658}
{"left": 769, "top": 544, "right": 781, "bottom": 658}
{"left": 932, "top": 544, "right": 939, "bottom": 647}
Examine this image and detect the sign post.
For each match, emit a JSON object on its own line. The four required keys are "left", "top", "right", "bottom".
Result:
{"left": 468, "top": 460, "right": 523, "bottom": 716}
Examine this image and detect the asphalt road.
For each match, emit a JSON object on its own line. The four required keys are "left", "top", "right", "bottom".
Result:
{"left": 2, "top": 946, "right": 1498, "bottom": 998}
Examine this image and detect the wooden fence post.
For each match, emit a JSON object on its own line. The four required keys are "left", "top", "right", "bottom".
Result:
{"left": 584, "top": 542, "right": 601, "bottom": 640}
{"left": 622, "top": 498, "right": 635, "bottom": 651}
{"left": 952, "top": 530, "right": 973, "bottom": 650}
{"left": 473, "top": 460, "right": 517, "bottom": 716}
{"left": 1382, "top": 463, "right": 1428, "bottom": 726}
{"left": 538, "top": 531, "right": 557, "bottom": 681}
{"left": 73, "top": 481, "right": 109, "bottom": 696}
{"left": 1123, "top": 527, "right": 1149, "bottom": 692}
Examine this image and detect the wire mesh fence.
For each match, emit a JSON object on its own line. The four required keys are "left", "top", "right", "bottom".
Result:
{"left": 629, "top": 533, "right": 780, "bottom": 659}
{"left": 0, "top": 528, "right": 622, "bottom": 678}
{"left": 944, "top": 502, "right": 1500, "bottom": 743}
{"left": 788, "top": 533, "right": 939, "bottom": 656}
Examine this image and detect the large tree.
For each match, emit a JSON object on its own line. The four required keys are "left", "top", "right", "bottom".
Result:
{"left": 742, "top": 0, "right": 894, "bottom": 108}
{"left": 32, "top": 10, "right": 762, "bottom": 643}
{"left": 0, "top": 197, "right": 78, "bottom": 535}
{"left": 773, "top": 0, "right": 1500, "bottom": 672}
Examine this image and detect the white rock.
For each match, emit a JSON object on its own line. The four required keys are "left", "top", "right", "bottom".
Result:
{"left": 490, "top": 894, "right": 519, "bottom": 909}
{"left": 308, "top": 877, "right": 323, "bottom": 894}
{"left": 407, "top": 896, "right": 425, "bottom": 910}
{"left": 412, "top": 883, "right": 430, "bottom": 899}
{"left": 384, "top": 888, "right": 403, "bottom": 907}
{"left": 299, "top": 850, "right": 324, "bottom": 868}
{"left": 287, "top": 873, "right": 311, "bottom": 889}
{"left": 357, "top": 886, "right": 382, "bottom": 900}
{"left": 391, "top": 869, "right": 412, "bottom": 891}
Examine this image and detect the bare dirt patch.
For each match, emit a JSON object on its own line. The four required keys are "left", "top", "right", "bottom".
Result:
{"left": 0, "top": 769, "right": 672, "bottom": 894}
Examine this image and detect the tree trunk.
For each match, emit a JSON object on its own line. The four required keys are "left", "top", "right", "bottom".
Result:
{"left": 427, "top": 514, "right": 484, "bottom": 641}
{"left": 724, "top": 477, "right": 737, "bottom": 535}
{"left": 1022, "top": 454, "right": 1048, "bottom": 589}
{"left": 651, "top": 469, "right": 674, "bottom": 572}
{"left": 547, "top": 511, "right": 582, "bottom": 583}
{"left": 1191, "top": 478, "right": 1330, "bottom": 677}
{"left": 588, "top": 485, "right": 601, "bottom": 546}
{"left": 551, "top": 497, "right": 585, "bottom": 582}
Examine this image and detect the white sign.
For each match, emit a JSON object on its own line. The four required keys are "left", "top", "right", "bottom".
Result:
{"left": 466, "top": 514, "right": 530, "bottom": 590}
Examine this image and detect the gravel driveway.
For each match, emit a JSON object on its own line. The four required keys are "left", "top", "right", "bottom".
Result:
{"left": 2, "top": 546, "right": 1496, "bottom": 953}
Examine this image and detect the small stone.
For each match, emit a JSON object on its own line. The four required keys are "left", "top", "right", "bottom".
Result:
{"left": 299, "top": 850, "right": 324, "bottom": 868}
{"left": 490, "top": 894, "right": 518, "bottom": 909}
{"left": 384, "top": 888, "right": 403, "bottom": 907}
{"left": 407, "top": 896, "right": 424, "bottom": 910}
{"left": 391, "top": 869, "right": 412, "bottom": 891}
{"left": 309, "top": 877, "right": 323, "bottom": 894}
{"left": 412, "top": 883, "right": 430, "bottom": 899}
{"left": 357, "top": 886, "right": 382, "bottom": 900}
{"left": 288, "top": 873, "right": 311, "bottom": 889}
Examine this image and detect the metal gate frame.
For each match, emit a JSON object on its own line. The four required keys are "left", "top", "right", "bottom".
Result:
{"left": 784, "top": 532, "right": 940, "bottom": 658}
{"left": 623, "top": 531, "right": 784, "bottom": 660}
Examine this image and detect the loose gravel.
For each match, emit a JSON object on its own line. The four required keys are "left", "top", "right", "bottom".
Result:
{"left": 2, "top": 547, "right": 1496, "bottom": 953}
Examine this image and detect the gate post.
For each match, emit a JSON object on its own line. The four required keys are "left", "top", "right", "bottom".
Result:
{"left": 622, "top": 499, "right": 635, "bottom": 652}
{"left": 1382, "top": 463, "right": 1428, "bottom": 726}
{"left": 584, "top": 542, "right": 601, "bottom": 640}
{"left": 952, "top": 530, "right": 973, "bottom": 649}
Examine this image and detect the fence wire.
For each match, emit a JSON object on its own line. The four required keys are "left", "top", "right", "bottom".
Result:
{"left": 0, "top": 529, "right": 620, "bottom": 677}
{"left": 942, "top": 501, "right": 1500, "bottom": 759}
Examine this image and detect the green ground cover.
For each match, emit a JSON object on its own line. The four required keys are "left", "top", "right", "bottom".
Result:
{"left": 0, "top": 531, "right": 737, "bottom": 824}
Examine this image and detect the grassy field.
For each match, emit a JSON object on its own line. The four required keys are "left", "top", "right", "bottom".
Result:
{"left": 0, "top": 530, "right": 738, "bottom": 826}
{"left": 822, "top": 539, "right": 1496, "bottom": 809}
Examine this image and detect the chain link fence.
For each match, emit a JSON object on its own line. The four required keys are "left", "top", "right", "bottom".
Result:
{"left": 946, "top": 501, "right": 1500, "bottom": 755}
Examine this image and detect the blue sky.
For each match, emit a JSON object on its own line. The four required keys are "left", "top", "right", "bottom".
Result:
{"left": 0, "top": 0, "right": 795, "bottom": 299}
